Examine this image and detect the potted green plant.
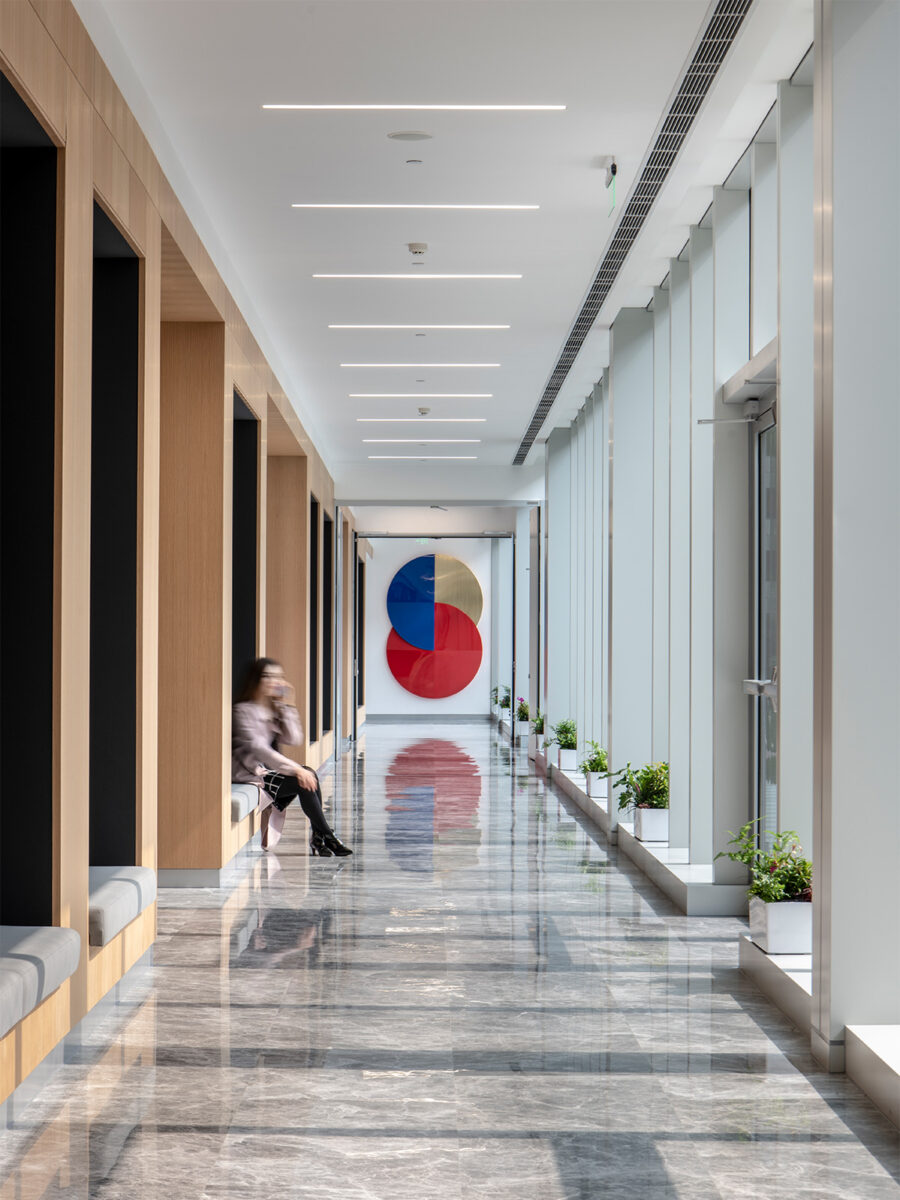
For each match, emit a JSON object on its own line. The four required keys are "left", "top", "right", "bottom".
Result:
{"left": 612, "top": 761, "right": 669, "bottom": 841}
{"left": 490, "top": 684, "right": 499, "bottom": 710}
{"left": 533, "top": 710, "right": 544, "bottom": 753}
{"left": 579, "top": 741, "right": 608, "bottom": 799}
{"left": 549, "top": 718, "right": 577, "bottom": 771}
{"left": 716, "top": 821, "right": 812, "bottom": 954}
{"left": 515, "top": 696, "right": 530, "bottom": 742}
{"left": 499, "top": 685, "right": 511, "bottom": 712}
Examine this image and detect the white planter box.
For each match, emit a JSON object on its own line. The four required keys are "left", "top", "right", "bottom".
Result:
{"left": 749, "top": 896, "right": 813, "bottom": 955}
{"left": 585, "top": 772, "right": 607, "bottom": 799}
{"left": 558, "top": 748, "right": 577, "bottom": 771}
{"left": 535, "top": 735, "right": 544, "bottom": 754}
{"left": 634, "top": 807, "right": 668, "bottom": 842}
{"left": 515, "top": 721, "right": 530, "bottom": 742}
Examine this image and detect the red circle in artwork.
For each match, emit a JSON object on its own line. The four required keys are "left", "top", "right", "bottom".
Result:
{"left": 386, "top": 602, "right": 483, "bottom": 698}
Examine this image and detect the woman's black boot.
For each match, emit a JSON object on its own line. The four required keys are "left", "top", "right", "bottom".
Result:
{"left": 322, "top": 832, "right": 353, "bottom": 857}
{"left": 310, "top": 832, "right": 334, "bottom": 857}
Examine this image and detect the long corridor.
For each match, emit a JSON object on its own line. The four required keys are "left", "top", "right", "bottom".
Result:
{"left": 2, "top": 725, "right": 899, "bottom": 1199}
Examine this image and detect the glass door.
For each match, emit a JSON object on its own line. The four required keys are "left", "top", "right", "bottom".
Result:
{"left": 750, "top": 412, "right": 778, "bottom": 848}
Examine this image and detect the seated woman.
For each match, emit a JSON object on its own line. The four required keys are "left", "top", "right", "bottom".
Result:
{"left": 232, "top": 657, "right": 352, "bottom": 856}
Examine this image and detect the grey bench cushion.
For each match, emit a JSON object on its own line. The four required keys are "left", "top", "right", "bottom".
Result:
{"left": 0, "top": 926, "right": 81, "bottom": 1038}
{"left": 88, "top": 866, "right": 157, "bottom": 948}
{"left": 232, "top": 783, "right": 260, "bottom": 822}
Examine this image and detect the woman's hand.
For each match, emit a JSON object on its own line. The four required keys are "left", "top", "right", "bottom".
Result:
{"left": 293, "top": 764, "right": 318, "bottom": 791}
{"left": 277, "top": 680, "right": 296, "bottom": 706}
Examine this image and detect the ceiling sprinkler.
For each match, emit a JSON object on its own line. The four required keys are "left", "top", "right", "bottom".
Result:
{"left": 408, "top": 241, "right": 428, "bottom": 257}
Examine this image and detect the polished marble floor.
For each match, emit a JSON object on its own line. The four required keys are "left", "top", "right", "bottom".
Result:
{"left": 1, "top": 723, "right": 899, "bottom": 1198}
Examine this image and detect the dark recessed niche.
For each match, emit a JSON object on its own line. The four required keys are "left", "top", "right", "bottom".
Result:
{"left": 0, "top": 74, "right": 57, "bottom": 923}
{"left": 90, "top": 203, "right": 139, "bottom": 867}
{"left": 309, "top": 497, "right": 320, "bottom": 743}
{"left": 322, "top": 513, "right": 333, "bottom": 734}
{"left": 232, "top": 392, "right": 259, "bottom": 700}
{"left": 356, "top": 556, "right": 366, "bottom": 710}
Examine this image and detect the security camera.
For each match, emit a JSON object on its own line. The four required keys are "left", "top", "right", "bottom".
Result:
{"left": 605, "top": 160, "right": 617, "bottom": 189}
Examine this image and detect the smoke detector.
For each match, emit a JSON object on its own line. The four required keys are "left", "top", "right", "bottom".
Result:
{"left": 407, "top": 242, "right": 428, "bottom": 256}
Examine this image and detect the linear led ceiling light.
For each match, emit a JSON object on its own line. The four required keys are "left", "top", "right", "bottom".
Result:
{"left": 264, "top": 104, "right": 565, "bottom": 111}
{"left": 295, "top": 203, "right": 537, "bottom": 210}
{"left": 329, "top": 324, "right": 510, "bottom": 330}
{"left": 341, "top": 362, "right": 499, "bottom": 368}
{"left": 368, "top": 455, "right": 478, "bottom": 460}
{"left": 314, "top": 274, "right": 522, "bottom": 280}
{"left": 350, "top": 393, "right": 492, "bottom": 398}
{"left": 356, "top": 418, "right": 486, "bottom": 423}
{"left": 363, "top": 438, "right": 481, "bottom": 444}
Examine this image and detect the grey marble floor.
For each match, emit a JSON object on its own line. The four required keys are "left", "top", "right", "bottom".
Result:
{"left": 1, "top": 724, "right": 898, "bottom": 1198}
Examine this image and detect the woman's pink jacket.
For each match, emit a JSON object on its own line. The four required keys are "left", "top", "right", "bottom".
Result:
{"left": 232, "top": 701, "right": 304, "bottom": 807}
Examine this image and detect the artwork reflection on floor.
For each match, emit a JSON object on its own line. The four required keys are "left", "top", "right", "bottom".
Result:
{"left": 384, "top": 738, "right": 482, "bottom": 873}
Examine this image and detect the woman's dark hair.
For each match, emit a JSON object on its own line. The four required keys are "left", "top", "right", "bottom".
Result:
{"left": 236, "top": 656, "right": 282, "bottom": 703}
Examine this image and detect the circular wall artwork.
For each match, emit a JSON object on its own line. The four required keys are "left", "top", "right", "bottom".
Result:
{"left": 386, "top": 554, "right": 483, "bottom": 698}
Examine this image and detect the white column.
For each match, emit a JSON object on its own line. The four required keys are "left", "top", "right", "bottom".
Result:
{"left": 515, "top": 505, "right": 531, "bottom": 723}
{"left": 582, "top": 394, "right": 597, "bottom": 746}
{"left": 689, "top": 227, "right": 715, "bottom": 865}
{"left": 751, "top": 141, "right": 778, "bottom": 355}
{"left": 812, "top": 0, "right": 900, "bottom": 1069}
{"left": 573, "top": 410, "right": 587, "bottom": 753}
{"left": 711, "top": 186, "right": 752, "bottom": 883}
{"left": 777, "top": 77, "right": 814, "bottom": 854}
{"left": 593, "top": 380, "right": 608, "bottom": 755}
{"left": 545, "top": 427, "right": 573, "bottom": 729}
{"left": 652, "top": 288, "right": 670, "bottom": 763}
{"left": 609, "top": 309, "right": 655, "bottom": 783}
{"left": 668, "top": 257, "right": 692, "bottom": 851}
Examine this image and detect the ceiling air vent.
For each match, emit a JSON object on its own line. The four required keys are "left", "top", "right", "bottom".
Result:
{"left": 513, "top": 0, "right": 753, "bottom": 466}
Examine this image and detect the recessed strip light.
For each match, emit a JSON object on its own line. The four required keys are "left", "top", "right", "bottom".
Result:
{"left": 357, "top": 418, "right": 486, "bottom": 423}
{"left": 341, "top": 362, "right": 499, "bottom": 368}
{"left": 294, "top": 203, "right": 537, "bottom": 210}
{"left": 264, "top": 104, "right": 565, "bottom": 111}
{"left": 314, "top": 274, "right": 522, "bottom": 280}
{"left": 363, "top": 439, "right": 481, "bottom": 444}
{"left": 350, "top": 393, "right": 493, "bottom": 398}
{"left": 368, "top": 455, "right": 478, "bottom": 460}
{"left": 329, "top": 324, "right": 510, "bottom": 330}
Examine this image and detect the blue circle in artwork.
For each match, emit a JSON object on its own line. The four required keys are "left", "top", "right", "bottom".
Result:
{"left": 387, "top": 555, "right": 435, "bottom": 650}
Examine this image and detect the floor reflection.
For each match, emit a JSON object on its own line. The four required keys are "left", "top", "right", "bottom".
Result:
{"left": 384, "top": 738, "right": 481, "bottom": 873}
{"left": 0, "top": 723, "right": 898, "bottom": 1200}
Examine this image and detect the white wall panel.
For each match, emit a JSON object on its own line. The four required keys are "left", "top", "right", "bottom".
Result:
{"left": 652, "top": 288, "right": 670, "bottom": 763}
{"left": 689, "top": 227, "right": 715, "bottom": 865}
{"left": 812, "top": 0, "right": 900, "bottom": 1062}
{"left": 668, "top": 259, "right": 692, "bottom": 850}
{"left": 545, "top": 428, "right": 572, "bottom": 728}
{"left": 609, "top": 309, "right": 655, "bottom": 797}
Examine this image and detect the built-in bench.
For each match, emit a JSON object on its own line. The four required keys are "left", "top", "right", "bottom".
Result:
{"left": 231, "top": 783, "right": 259, "bottom": 823}
{"left": 0, "top": 926, "right": 81, "bottom": 1039}
{"left": 88, "top": 866, "right": 156, "bottom": 948}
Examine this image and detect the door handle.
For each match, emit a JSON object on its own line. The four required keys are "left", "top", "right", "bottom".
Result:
{"left": 742, "top": 671, "right": 778, "bottom": 712}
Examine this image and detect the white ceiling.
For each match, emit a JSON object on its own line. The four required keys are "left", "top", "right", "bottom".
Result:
{"left": 73, "top": 0, "right": 812, "bottom": 502}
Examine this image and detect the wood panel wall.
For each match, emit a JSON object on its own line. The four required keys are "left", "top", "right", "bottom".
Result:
{"left": 0, "top": 0, "right": 344, "bottom": 1104}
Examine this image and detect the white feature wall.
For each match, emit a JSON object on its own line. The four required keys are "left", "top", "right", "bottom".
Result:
{"left": 365, "top": 537, "right": 493, "bottom": 716}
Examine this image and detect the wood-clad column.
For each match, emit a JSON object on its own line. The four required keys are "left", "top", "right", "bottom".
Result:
{"left": 266, "top": 455, "right": 309, "bottom": 759}
{"left": 56, "top": 79, "right": 94, "bottom": 1018}
{"left": 341, "top": 514, "right": 353, "bottom": 742}
{"left": 138, "top": 217, "right": 161, "bottom": 873}
{"left": 158, "top": 321, "right": 228, "bottom": 873}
